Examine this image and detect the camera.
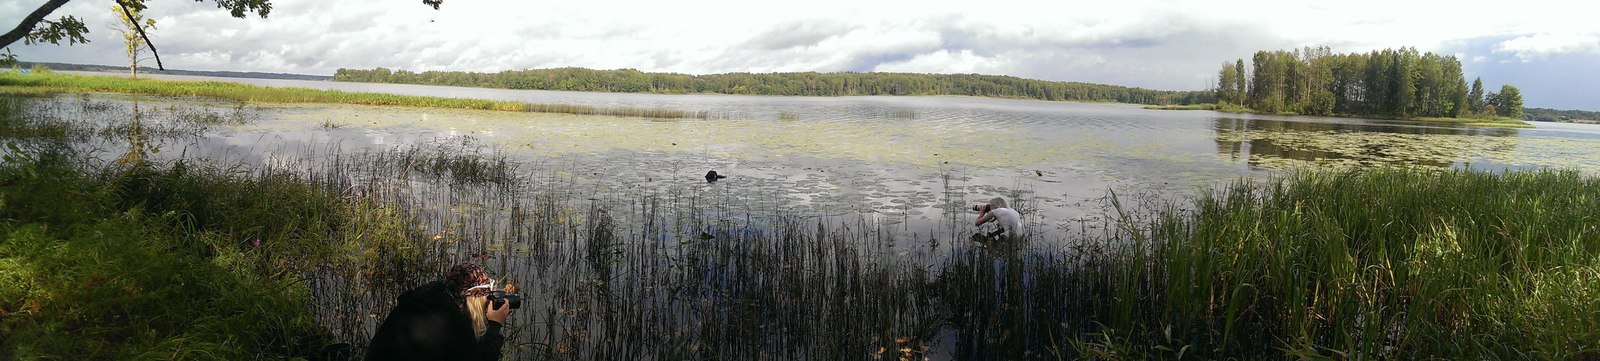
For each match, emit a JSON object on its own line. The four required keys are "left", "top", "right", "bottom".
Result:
{"left": 488, "top": 289, "right": 522, "bottom": 309}
{"left": 972, "top": 204, "right": 991, "bottom": 212}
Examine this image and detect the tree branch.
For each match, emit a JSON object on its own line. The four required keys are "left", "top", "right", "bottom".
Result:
{"left": 116, "top": 2, "right": 163, "bottom": 71}
{"left": 1, "top": 0, "right": 75, "bottom": 50}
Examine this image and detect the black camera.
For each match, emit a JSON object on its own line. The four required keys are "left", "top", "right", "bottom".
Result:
{"left": 488, "top": 290, "right": 522, "bottom": 309}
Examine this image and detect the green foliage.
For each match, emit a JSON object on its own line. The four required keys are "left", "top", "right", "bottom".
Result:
{"left": 114, "top": 5, "right": 157, "bottom": 78}
{"left": 1099, "top": 168, "right": 1600, "bottom": 359}
{"left": 1491, "top": 84, "right": 1523, "bottom": 119}
{"left": 23, "top": 16, "right": 89, "bottom": 46}
{"left": 333, "top": 67, "right": 1216, "bottom": 105}
{"left": 1, "top": 48, "right": 16, "bottom": 68}
{"left": 1468, "top": 78, "right": 1486, "bottom": 114}
{"left": 0, "top": 144, "right": 436, "bottom": 359}
{"left": 1229, "top": 47, "right": 1520, "bottom": 121}
{"left": 0, "top": 153, "right": 302, "bottom": 358}
{"left": 1524, "top": 107, "right": 1600, "bottom": 122}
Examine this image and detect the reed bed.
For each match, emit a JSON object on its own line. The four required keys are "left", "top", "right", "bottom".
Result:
{"left": 2, "top": 96, "right": 1596, "bottom": 359}
{"left": 0, "top": 72, "right": 714, "bottom": 120}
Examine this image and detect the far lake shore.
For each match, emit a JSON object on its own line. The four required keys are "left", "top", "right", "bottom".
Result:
{"left": 1144, "top": 103, "right": 1532, "bottom": 128}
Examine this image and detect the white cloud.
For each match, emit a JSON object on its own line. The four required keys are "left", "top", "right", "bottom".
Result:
{"left": 874, "top": 49, "right": 1007, "bottom": 74}
{"left": 2, "top": 0, "right": 1597, "bottom": 95}
{"left": 1494, "top": 33, "right": 1600, "bottom": 62}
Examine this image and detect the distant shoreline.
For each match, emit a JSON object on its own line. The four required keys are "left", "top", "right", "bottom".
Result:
{"left": 16, "top": 61, "right": 332, "bottom": 81}
{"left": 1143, "top": 103, "right": 1533, "bottom": 128}
{"left": 0, "top": 71, "right": 710, "bottom": 119}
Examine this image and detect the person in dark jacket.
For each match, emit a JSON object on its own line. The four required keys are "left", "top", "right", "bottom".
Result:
{"left": 366, "top": 263, "right": 512, "bottom": 361}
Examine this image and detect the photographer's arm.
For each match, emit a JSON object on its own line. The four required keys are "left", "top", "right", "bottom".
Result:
{"left": 973, "top": 210, "right": 995, "bottom": 227}
{"left": 477, "top": 301, "right": 510, "bottom": 360}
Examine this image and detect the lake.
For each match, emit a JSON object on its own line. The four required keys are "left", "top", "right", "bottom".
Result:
{"left": 21, "top": 72, "right": 1600, "bottom": 358}
{"left": 60, "top": 72, "right": 1600, "bottom": 234}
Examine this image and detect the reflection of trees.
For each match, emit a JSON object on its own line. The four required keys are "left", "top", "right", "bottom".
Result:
{"left": 115, "top": 102, "right": 151, "bottom": 167}
{"left": 1212, "top": 117, "right": 1512, "bottom": 169}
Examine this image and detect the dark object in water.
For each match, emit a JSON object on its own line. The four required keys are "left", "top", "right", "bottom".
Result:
{"left": 705, "top": 170, "right": 727, "bottom": 182}
{"left": 699, "top": 231, "right": 715, "bottom": 240}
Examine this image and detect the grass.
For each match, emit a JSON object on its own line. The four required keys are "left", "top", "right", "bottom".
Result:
{"left": 0, "top": 71, "right": 713, "bottom": 120}
{"left": 1, "top": 99, "right": 437, "bottom": 359}
{"left": 1144, "top": 102, "right": 1255, "bottom": 112}
{"left": 1081, "top": 168, "right": 1600, "bottom": 358}
{"left": 1412, "top": 116, "right": 1534, "bottom": 128}
{"left": 3, "top": 95, "right": 1597, "bottom": 359}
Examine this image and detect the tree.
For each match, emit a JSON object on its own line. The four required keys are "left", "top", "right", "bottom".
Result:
{"left": 1468, "top": 77, "right": 1485, "bottom": 114}
{"left": 1484, "top": 91, "right": 1500, "bottom": 116}
{"left": 1233, "top": 60, "right": 1248, "bottom": 105}
{"left": 1217, "top": 62, "right": 1240, "bottom": 105}
{"left": 1492, "top": 84, "right": 1523, "bottom": 119}
{"left": 2, "top": 0, "right": 442, "bottom": 67}
{"left": 1440, "top": 56, "right": 1467, "bottom": 117}
{"left": 112, "top": 5, "right": 156, "bottom": 78}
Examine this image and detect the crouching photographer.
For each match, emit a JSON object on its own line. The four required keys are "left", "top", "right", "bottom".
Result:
{"left": 366, "top": 263, "right": 520, "bottom": 361}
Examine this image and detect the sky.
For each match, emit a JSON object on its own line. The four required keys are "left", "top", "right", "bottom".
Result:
{"left": 4, "top": 0, "right": 1598, "bottom": 110}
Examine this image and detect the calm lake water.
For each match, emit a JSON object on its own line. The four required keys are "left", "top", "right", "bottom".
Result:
{"left": 24, "top": 72, "right": 1600, "bottom": 358}
{"left": 54, "top": 72, "right": 1600, "bottom": 235}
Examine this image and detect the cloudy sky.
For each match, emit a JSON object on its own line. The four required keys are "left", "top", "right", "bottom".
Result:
{"left": 4, "top": 0, "right": 1597, "bottom": 109}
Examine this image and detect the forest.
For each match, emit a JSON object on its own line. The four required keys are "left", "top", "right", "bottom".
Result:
{"left": 1215, "top": 47, "right": 1523, "bottom": 119}
{"left": 333, "top": 67, "right": 1215, "bottom": 105}
{"left": 1524, "top": 107, "right": 1600, "bottom": 122}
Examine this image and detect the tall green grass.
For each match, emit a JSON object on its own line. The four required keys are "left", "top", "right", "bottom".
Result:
{"left": 1085, "top": 168, "right": 1600, "bottom": 359}
{"left": 0, "top": 72, "right": 713, "bottom": 119}
{"left": 0, "top": 145, "right": 436, "bottom": 358}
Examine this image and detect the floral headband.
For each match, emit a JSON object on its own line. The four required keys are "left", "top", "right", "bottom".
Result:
{"left": 446, "top": 263, "right": 493, "bottom": 298}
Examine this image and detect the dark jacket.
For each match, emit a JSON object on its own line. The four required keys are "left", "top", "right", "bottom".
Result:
{"left": 365, "top": 281, "right": 504, "bottom": 361}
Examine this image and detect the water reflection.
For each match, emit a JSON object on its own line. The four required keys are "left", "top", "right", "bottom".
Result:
{"left": 1213, "top": 117, "right": 1523, "bottom": 170}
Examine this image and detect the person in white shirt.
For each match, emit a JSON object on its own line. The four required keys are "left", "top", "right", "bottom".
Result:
{"left": 972, "top": 197, "right": 1023, "bottom": 240}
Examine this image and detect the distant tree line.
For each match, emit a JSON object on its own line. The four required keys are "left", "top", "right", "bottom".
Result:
{"left": 1215, "top": 47, "right": 1523, "bottom": 119}
{"left": 1523, "top": 107, "right": 1600, "bottom": 122}
{"left": 332, "top": 67, "right": 1215, "bottom": 105}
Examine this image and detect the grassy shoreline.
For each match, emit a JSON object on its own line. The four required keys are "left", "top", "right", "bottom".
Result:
{"left": 1145, "top": 103, "right": 1533, "bottom": 128}
{"left": 5, "top": 93, "right": 1596, "bottom": 358}
{"left": 0, "top": 71, "right": 710, "bottom": 119}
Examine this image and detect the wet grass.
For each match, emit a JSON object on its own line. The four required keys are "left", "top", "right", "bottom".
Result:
{"left": 3, "top": 96, "right": 1597, "bottom": 359}
{"left": 0, "top": 72, "right": 714, "bottom": 120}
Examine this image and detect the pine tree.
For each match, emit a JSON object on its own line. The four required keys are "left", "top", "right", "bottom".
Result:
{"left": 1468, "top": 77, "right": 1486, "bottom": 115}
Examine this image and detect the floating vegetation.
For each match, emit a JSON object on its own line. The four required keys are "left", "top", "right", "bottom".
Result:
{"left": 1215, "top": 127, "right": 1600, "bottom": 174}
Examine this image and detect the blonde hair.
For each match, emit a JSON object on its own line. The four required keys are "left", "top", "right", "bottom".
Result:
{"left": 465, "top": 295, "right": 489, "bottom": 338}
{"left": 989, "top": 197, "right": 1008, "bottom": 209}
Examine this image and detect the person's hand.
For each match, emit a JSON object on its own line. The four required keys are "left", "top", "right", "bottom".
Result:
{"left": 487, "top": 298, "right": 511, "bottom": 324}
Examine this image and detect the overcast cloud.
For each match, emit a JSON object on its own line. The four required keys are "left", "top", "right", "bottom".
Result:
{"left": 4, "top": 0, "right": 1597, "bottom": 109}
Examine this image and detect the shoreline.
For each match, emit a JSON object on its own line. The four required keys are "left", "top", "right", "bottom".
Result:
{"left": 0, "top": 72, "right": 710, "bottom": 120}
{"left": 1144, "top": 103, "right": 1533, "bottom": 128}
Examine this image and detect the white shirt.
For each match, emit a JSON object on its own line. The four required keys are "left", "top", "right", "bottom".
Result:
{"left": 989, "top": 207, "right": 1023, "bottom": 236}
